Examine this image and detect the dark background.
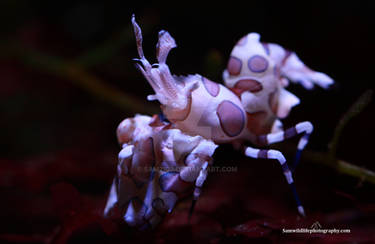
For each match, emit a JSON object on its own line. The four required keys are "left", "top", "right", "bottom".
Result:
{"left": 0, "top": 1, "right": 374, "bottom": 243}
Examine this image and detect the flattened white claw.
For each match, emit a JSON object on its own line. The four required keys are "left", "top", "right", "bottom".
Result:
{"left": 310, "top": 71, "right": 334, "bottom": 89}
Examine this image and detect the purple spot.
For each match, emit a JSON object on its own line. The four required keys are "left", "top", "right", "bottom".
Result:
{"left": 227, "top": 56, "right": 242, "bottom": 76}
{"left": 248, "top": 55, "right": 269, "bottom": 73}
{"left": 232, "top": 79, "right": 263, "bottom": 96}
{"left": 217, "top": 100, "right": 245, "bottom": 137}
{"left": 202, "top": 76, "right": 220, "bottom": 97}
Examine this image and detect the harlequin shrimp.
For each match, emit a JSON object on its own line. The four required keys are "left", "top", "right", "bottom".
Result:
{"left": 222, "top": 32, "right": 334, "bottom": 168}
{"left": 106, "top": 15, "right": 334, "bottom": 227}
{"left": 104, "top": 114, "right": 217, "bottom": 229}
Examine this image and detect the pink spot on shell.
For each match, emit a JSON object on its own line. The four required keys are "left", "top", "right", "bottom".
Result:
{"left": 217, "top": 100, "right": 245, "bottom": 137}
{"left": 231, "top": 79, "right": 263, "bottom": 96}
{"left": 227, "top": 56, "right": 242, "bottom": 76}
{"left": 202, "top": 76, "right": 220, "bottom": 97}
{"left": 248, "top": 55, "right": 268, "bottom": 73}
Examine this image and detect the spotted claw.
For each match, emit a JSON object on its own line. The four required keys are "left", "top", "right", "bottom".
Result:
{"left": 279, "top": 50, "right": 334, "bottom": 90}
